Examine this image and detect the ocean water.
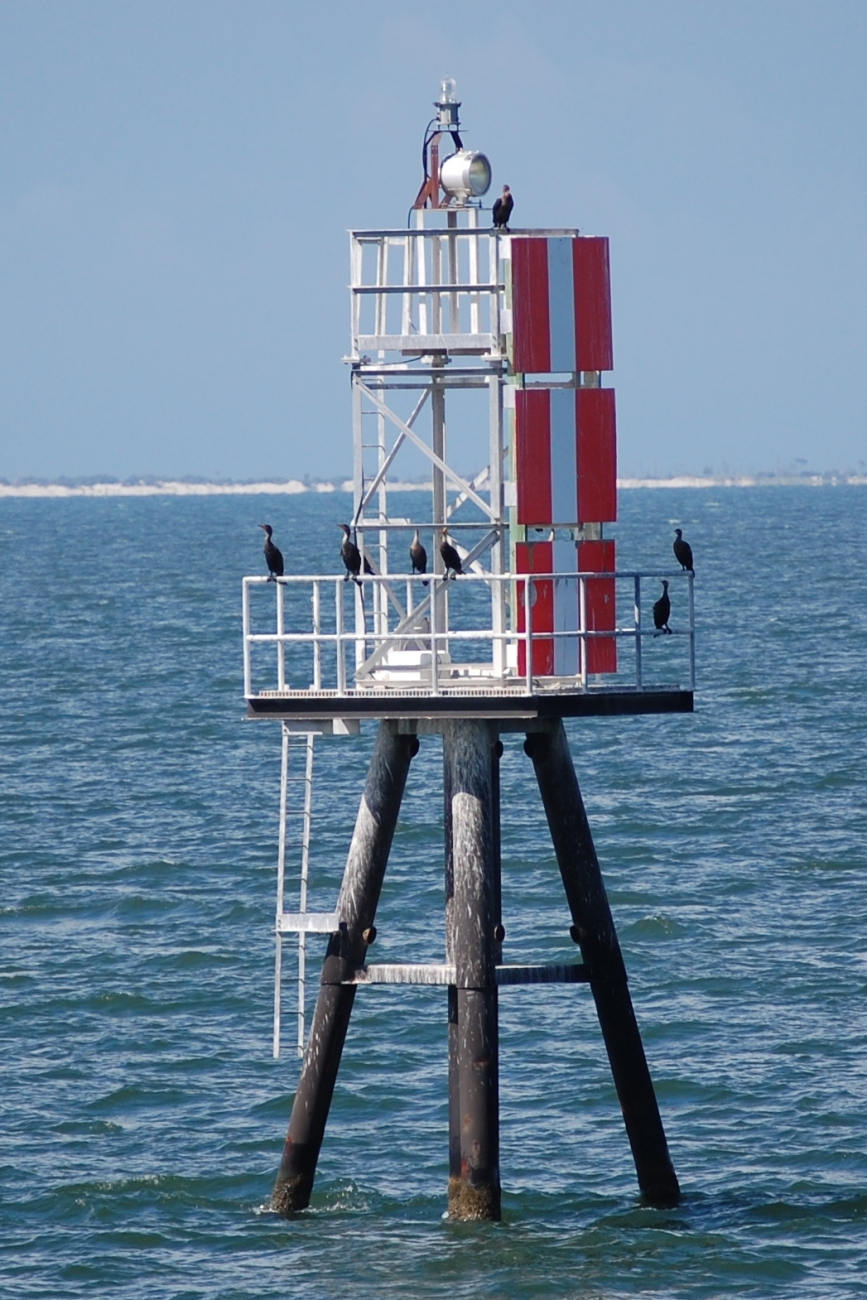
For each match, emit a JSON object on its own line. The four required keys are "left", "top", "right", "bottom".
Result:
{"left": 2, "top": 486, "right": 866, "bottom": 1299}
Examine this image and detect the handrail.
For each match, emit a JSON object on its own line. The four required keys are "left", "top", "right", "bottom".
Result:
{"left": 243, "top": 569, "right": 693, "bottom": 584}
{"left": 350, "top": 228, "right": 503, "bottom": 355}
{"left": 241, "top": 570, "right": 695, "bottom": 699}
{"left": 353, "top": 282, "right": 501, "bottom": 295}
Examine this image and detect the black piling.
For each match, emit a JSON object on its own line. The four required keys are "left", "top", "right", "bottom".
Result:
{"left": 524, "top": 721, "right": 681, "bottom": 1207}
{"left": 444, "top": 743, "right": 460, "bottom": 1191}
{"left": 443, "top": 721, "right": 501, "bottom": 1221}
{"left": 271, "top": 722, "right": 418, "bottom": 1216}
{"left": 271, "top": 714, "right": 677, "bottom": 1216}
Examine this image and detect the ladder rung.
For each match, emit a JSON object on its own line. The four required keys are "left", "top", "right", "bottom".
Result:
{"left": 277, "top": 912, "right": 342, "bottom": 934}
{"left": 344, "top": 962, "right": 590, "bottom": 987}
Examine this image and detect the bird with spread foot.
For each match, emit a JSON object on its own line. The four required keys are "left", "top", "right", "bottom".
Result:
{"left": 492, "top": 185, "right": 514, "bottom": 231}
{"left": 410, "top": 530, "right": 429, "bottom": 586}
{"left": 439, "top": 529, "right": 464, "bottom": 579}
{"left": 259, "top": 524, "right": 284, "bottom": 580}
{"left": 673, "top": 528, "right": 694, "bottom": 575}
{"left": 653, "top": 580, "right": 672, "bottom": 635}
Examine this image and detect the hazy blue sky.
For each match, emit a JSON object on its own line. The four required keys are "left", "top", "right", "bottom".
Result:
{"left": 1, "top": 0, "right": 865, "bottom": 481}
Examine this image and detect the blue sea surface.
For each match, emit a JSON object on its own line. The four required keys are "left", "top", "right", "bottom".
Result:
{"left": 2, "top": 486, "right": 866, "bottom": 1298}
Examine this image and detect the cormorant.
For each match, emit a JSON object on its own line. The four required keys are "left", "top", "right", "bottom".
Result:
{"left": 653, "top": 580, "right": 672, "bottom": 635}
{"left": 259, "top": 524, "right": 284, "bottom": 580}
{"left": 492, "top": 185, "right": 514, "bottom": 231}
{"left": 673, "top": 528, "right": 694, "bottom": 575}
{"left": 339, "top": 523, "right": 363, "bottom": 585}
{"left": 439, "top": 528, "right": 464, "bottom": 579}
{"left": 410, "top": 529, "right": 428, "bottom": 585}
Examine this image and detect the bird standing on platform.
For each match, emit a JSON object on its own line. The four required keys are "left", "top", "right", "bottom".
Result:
{"left": 492, "top": 185, "right": 514, "bottom": 231}
{"left": 440, "top": 528, "right": 464, "bottom": 579}
{"left": 673, "top": 528, "right": 694, "bottom": 575}
{"left": 410, "top": 530, "right": 428, "bottom": 585}
{"left": 259, "top": 524, "right": 284, "bottom": 580}
{"left": 339, "top": 523, "right": 363, "bottom": 585}
{"left": 653, "top": 580, "right": 672, "bottom": 635}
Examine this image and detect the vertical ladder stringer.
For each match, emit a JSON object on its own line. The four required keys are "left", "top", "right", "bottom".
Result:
{"left": 272, "top": 723, "right": 290, "bottom": 1059}
{"left": 273, "top": 728, "right": 342, "bottom": 1060}
{"left": 297, "top": 732, "right": 315, "bottom": 1056}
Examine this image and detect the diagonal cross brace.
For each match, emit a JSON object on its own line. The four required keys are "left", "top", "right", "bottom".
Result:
{"left": 354, "top": 389, "right": 430, "bottom": 524}
{"left": 357, "top": 381, "right": 496, "bottom": 521}
{"left": 355, "top": 528, "right": 500, "bottom": 678}
{"left": 447, "top": 464, "right": 490, "bottom": 521}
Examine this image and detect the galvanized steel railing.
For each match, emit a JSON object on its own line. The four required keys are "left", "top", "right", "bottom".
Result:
{"left": 349, "top": 226, "right": 503, "bottom": 356}
{"left": 242, "top": 570, "right": 695, "bottom": 699}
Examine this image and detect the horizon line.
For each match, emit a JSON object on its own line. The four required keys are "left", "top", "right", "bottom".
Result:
{"left": 1, "top": 472, "right": 866, "bottom": 500}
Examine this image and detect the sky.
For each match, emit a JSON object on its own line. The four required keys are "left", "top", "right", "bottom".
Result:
{"left": 1, "top": 0, "right": 866, "bottom": 482}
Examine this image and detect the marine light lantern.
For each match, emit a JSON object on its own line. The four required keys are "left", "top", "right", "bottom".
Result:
{"left": 440, "top": 149, "right": 492, "bottom": 204}
{"left": 435, "top": 77, "right": 460, "bottom": 127}
{"left": 413, "top": 77, "right": 492, "bottom": 210}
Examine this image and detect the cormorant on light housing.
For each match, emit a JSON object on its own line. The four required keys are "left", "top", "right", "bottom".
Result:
{"left": 412, "top": 78, "right": 492, "bottom": 210}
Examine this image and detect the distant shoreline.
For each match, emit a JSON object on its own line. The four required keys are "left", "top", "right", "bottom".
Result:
{"left": 0, "top": 474, "right": 865, "bottom": 499}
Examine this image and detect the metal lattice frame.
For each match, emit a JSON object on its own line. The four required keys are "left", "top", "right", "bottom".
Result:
{"left": 348, "top": 210, "right": 509, "bottom": 677}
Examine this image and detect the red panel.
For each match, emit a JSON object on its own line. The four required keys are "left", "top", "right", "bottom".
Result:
{"left": 578, "top": 540, "right": 617, "bottom": 674}
{"left": 511, "top": 238, "right": 551, "bottom": 373}
{"left": 515, "top": 541, "right": 554, "bottom": 676}
{"left": 573, "top": 238, "right": 613, "bottom": 372}
{"left": 576, "top": 388, "right": 617, "bottom": 523}
{"left": 516, "top": 389, "right": 552, "bottom": 524}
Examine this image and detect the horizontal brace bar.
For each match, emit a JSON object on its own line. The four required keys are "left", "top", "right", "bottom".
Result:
{"left": 252, "top": 626, "right": 683, "bottom": 647}
{"left": 348, "top": 963, "right": 456, "bottom": 985}
{"left": 350, "top": 229, "right": 502, "bottom": 241}
{"left": 343, "top": 962, "right": 590, "bottom": 987}
{"left": 351, "top": 521, "right": 499, "bottom": 531}
{"left": 356, "top": 334, "right": 497, "bottom": 352}
{"left": 352, "top": 377, "right": 494, "bottom": 389}
{"left": 347, "top": 364, "right": 505, "bottom": 378}
{"left": 350, "top": 227, "right": 579, "bottom": 240}
{"left": 353, "top": 283, "right": 501, "bottom": 295}
{"left": 244, "top": 569, "right": 694, "bottom": 585}
{"left": 277, "top": 912, "right": 342, "bottom": 934}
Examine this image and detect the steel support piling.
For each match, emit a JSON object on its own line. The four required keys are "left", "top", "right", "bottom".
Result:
{"left": 524, "top": 721, "right": 681, "bottom": 1207}
{"left": 443, "top": 721, "right": 501, "bottom": 1221}
{"left": 271, "top": 722, "right": 418, "bottom": 1216}
{"left": 271, "top": 716, "right": 677, "bottom": 1216}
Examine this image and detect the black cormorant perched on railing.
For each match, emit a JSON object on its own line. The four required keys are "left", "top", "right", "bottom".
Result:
{"left": 673, "top": 528, "right": 694, "bottom": 575}
{"left": 259, "top": 524, "right": 284, "bottom": 580}
{"left": 653, "top": 580, "right": 672, "bottom": 635}
{"left": 410, "top": 530, "right": 428, "bottom": 585}
{"left": 493, "top": 185, "right": 514, "bottom": 231}
{"left": 439, "top": 528, "right": 464, "bottom": 579}
{"left": 339, "top": 523, "right": 363, "bottom": 585}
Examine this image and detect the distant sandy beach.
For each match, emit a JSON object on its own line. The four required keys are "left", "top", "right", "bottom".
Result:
{"left": 0, "top": 474, "right": 865, "bottom": 499}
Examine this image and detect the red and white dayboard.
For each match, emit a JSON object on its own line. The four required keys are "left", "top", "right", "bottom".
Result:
{"left": 515, "top": 539, "right": 617, "bottom": 678}
{"left": 509, "top": 236, "right": 613, "bottom": 375}
{"left": 514, "top": 387, "right": 617, "bottom": 526}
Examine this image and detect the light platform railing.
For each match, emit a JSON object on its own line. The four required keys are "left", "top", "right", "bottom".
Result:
{"left": 242, "top": 571, "right": 695, "bottom": 701}
{"left": 350, "top": 227, "right": 503, "bottom": 357}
